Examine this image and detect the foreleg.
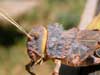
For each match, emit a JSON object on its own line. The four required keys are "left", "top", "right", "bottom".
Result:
{"left": 25, "top": 60, "right": 35, "bottom": 75}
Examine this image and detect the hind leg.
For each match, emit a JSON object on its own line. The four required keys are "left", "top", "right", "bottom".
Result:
{"left": 25, "top": 60, "right": 35, "bottom": 75}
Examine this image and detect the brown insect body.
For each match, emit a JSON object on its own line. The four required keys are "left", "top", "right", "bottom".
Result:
{"left": 26, "top": 24, "right": 100, "bottom": 75}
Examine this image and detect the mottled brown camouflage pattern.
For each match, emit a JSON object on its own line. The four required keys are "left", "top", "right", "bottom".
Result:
{"left": 27, "top": 26, "right": 46, "bottom": 58}
{"left": 27, "top": 24, "right": 100, "bottom": 67}
{"left": 63, "top": 28, "right": 100, "bottom": 66}
{"left": 46, "top": 23, "right": 66, "bottom": 59}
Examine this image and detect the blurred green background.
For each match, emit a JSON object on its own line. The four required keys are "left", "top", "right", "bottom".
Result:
{"left": 0, "top": 0, "right": 86, "bottom": 75}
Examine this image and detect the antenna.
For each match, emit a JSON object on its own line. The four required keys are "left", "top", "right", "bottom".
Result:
{"left": 0, "top": 9, "right": 32, "bottom": 40}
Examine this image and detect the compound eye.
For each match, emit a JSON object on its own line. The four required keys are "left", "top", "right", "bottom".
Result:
{"left": 95, "top": 48, "right": 100, "bottom": 57}
{"left": 30, "top": 32, "right": 39, "bottom": 40}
